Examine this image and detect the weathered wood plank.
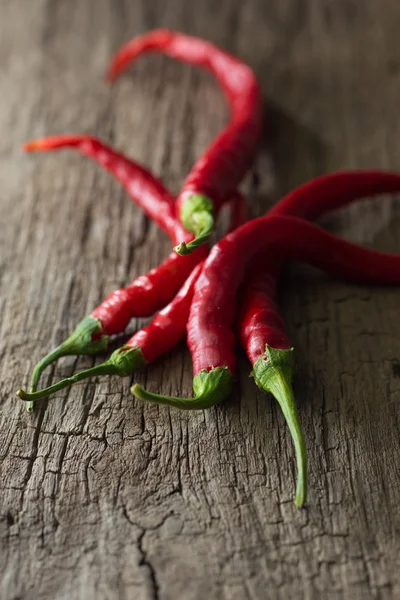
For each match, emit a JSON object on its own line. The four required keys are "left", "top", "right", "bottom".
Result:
{"left": 1, "top": 0, "right": 400, "bottom": 598}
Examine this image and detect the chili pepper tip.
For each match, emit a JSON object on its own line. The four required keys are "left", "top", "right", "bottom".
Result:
{"left": 23, "top": 140, "right": 43, "bottom": 152}
{"left": 23, "top": 135, "right": 92, "bottom": 154}
{"left": 104, "top": 53, "right": 128, "bottom": 82}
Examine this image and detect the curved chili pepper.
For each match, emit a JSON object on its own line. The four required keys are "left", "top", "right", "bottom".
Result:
{"left": 23, "top": 138, "right": 207, "bottom": 411}
{"left": 132, "top": 215, "right": 400, "bottom": 410}
{"left": 238, "top": 169, "right": 400, "bottom": 505}
{"left": 106, "top": 29, "right": 263, "bottom": 255}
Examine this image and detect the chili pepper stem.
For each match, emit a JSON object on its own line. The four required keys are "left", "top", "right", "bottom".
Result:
{"left": 18, "top": 346, "right": 146, "bottom": 402}
{"left": 131, "top": 367, "right": 233, "bottom": 409}
{"left": 175, "top": 194, "right": 214, "bottom": 255}
{"left": 26, "top": 316, "right": 109, "bottom": 412}
{"left": 174, "top": 211, "right": 214, "bottom": 255}
{"left": 253, "top": 345, "right": 307, "bottom": 508}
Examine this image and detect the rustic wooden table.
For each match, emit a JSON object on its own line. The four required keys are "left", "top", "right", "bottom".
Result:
{"left": 1, "top": 1, "right": 400, "bottom": 599}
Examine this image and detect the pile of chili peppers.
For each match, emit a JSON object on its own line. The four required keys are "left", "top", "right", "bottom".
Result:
{"left": 18, "top": 30, "right": 400, "bottom": 507}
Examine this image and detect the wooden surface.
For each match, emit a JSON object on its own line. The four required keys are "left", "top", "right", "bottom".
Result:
{"left": 1, "top": 1, "right": 400, "bottom": 598}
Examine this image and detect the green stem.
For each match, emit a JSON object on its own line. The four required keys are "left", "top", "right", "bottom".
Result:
{"left": 174, "top": 211, "right": 214, "bottom": 255}
{"left": 132, "top": 367, "right": 233, "bottom": 410}
{"left": 175, "top": 194, "right": 215, "bottom": 256}
{"left": 253, "top": 345, "right": 307, "bottom": 507}
{"left": 25, "top": 316, "right": 110, "bottom": 411}
{"left": 19, "top": 346, "right": 146, "bottom": 402}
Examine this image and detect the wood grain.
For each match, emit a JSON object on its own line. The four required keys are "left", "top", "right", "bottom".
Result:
{"left": 1, "top": 1, "right": 400, "bottom": 598}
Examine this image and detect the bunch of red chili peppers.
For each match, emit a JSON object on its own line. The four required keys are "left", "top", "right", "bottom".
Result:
{"left": 18, "top": 30, "right": 400, "bottom": 507}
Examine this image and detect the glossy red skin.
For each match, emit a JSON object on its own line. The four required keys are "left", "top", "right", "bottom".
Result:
{"left": 240, "top": 170, "right": 400, "bottom": 364}
{"left": 239, "top": 261, "right": 292, "bottom": 365}
{"left": 188, "top": 214, "right": 400, "bottom": 375}
{"left": 128, "top": 262, "right": 204, "bottom": 362}
{"left": 107, "top": 29, "right": 263, "bottom": 216}
{"left": 93, "top": 246, "right": 206, "bottom": 333}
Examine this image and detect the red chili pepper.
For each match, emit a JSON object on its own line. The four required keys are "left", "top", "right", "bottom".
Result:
{"left": 17, "top": 262, "right": 204, "bottom": 402}
{"left": 23, "top": 138, "right": 208, "bottom": 410}
{"left": 132, "top": 214, "right": 400, "bottom": 410}
{"left": 106, "top": 29, "right": 263, "bottom": 255}
{"left": 17, "top": 190, "right": 248, "bottom": 402}
{"left": 239, "top": 169, "right": 400, "bottom": 505}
